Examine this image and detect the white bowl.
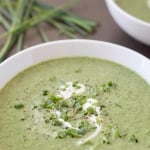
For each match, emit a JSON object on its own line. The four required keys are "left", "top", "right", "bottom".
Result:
{"left": 0, "top": 40, "right": 150, "bottom": 89}
{"left": 105, "top": 0, "right": 150, "bottom": 45}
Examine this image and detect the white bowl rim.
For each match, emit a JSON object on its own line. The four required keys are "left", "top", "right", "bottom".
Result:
{"left": 0, "top": 39, "right": 149, "bottom": 67}
{"left": 107, "top": 0, "right": 150, "bottom": 27}
{"left": 0, "top": 39, "right": 150, "bottom": 89}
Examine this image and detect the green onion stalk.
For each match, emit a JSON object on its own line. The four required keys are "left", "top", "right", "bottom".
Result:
{"left": 0, "top": 0, "right": 98, "bottom": 62}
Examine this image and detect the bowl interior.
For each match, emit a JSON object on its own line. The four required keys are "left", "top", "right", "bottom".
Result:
{"left": 105, "top": 0, "right": 150, "bottom": 45}
{"left": 109, "top": 0, "right": 150, "bottom": 26}
{"left": 0, "top": 40, "right": 150, "bottom": 89}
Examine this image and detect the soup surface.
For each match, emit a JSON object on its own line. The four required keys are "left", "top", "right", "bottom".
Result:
{"left": 116, "top": 0, "right": 150, "bottom": 23}
{"left": 0, "top": 57, "right": 150, "bottom": 150}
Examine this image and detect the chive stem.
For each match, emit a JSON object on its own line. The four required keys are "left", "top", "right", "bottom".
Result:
{"left": 0, "top": 14, "right": 10, "bottom": 30}
{"left": 37, "top": 25, "right": 49, "bottom": 42}
{"left": 0, "top": 0, "right": 98, "bottom": 62}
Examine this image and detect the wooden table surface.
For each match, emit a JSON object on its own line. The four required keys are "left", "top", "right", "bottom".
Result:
{"left": 1, "top": 0, "right": 150, "bottom": 59}
{"left": 48, "top": 0, "right": 150, "bottom": 58}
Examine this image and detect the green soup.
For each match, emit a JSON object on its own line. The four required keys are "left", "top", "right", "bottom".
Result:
{"left": 0, "top": 57, "right": 150, "bottom": 150}
{"left": 115, "top": 0, "right": 150, "bottom": 23}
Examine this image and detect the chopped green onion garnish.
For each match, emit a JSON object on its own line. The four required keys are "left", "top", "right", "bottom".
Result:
{"left": 42, "top": 90, "right": 49, "bottom": 96}
{"left": 14, "top": 103, "right": 24, "bottom": 109}
{"left": 51, "top": 119, "right": 63, "bottom": 126}
{"left": 129, "top": 134, "right": 139, "bottom": 143}
{"left": 66, "top": 128, "right": 81, "bottom": 138}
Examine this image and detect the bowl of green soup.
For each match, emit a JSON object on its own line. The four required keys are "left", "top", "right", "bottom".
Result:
{"left": 105, "top": 0, "right": 150, "bottom": 45}
{"left": 0, "top": 40, "right": 150, "bottom": 150}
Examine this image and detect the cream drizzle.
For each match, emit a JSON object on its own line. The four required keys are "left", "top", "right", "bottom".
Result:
{"left": 78, "top": 98, "right": 102, "bottom": 145}
{"left": 58, "top": 82, "right": 85, "bottom": 99}
{"left": 54, "top": 109, "right": 78, "bottom": 130}
{"left": 78, "top": 124, "right": 102, "bottom": 145}
{"left": 54, "top": 110, "right": 72, "bottom": 128}
{"left": 56, "top": 82, "right": 102, "bottom": 144}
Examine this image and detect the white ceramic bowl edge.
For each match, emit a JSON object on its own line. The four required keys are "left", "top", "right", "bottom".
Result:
{"left": 0, "top": 40, "right": 150, "bottom": 89}
{"left": 105, "top": 0, "right": 150, "bottom": 45}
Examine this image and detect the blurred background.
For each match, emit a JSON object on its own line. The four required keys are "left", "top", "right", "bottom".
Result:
{"left": 0, "top": 0, "right": 150, "bottom": 60}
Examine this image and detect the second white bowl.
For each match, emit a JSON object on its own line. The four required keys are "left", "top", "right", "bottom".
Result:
{"left": 105, "top": 0, "right": 150, "bottom": 45}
